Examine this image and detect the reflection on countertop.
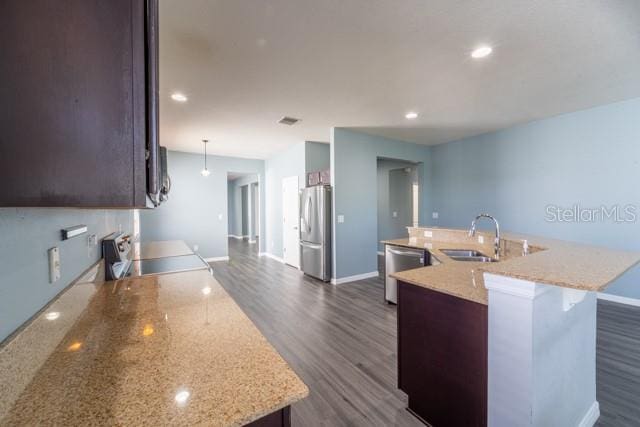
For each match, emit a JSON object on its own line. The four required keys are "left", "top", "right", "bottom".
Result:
{"left": 131, "top": 240, "right": 194, "bottom": 260}
{"left": 384, "top": 226, "right": 640, "bottom": 305}
{"left": 0, "top": 262, "right": 308, "bottom": 426}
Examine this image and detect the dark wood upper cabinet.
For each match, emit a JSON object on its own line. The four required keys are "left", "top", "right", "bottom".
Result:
{"left": 0, "top": 0, "right": 158, "bottom": 208}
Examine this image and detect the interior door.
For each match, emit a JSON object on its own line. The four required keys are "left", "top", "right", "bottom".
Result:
{"left": 282, "top": 176, "right": 300, "bottom": 268}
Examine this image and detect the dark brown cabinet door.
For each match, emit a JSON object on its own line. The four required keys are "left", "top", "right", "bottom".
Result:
{"left": 0, "top": 0, "right": 152, "bottom": 207}
{"left": 398, "top": 281, "right": 488, "bottom": 427}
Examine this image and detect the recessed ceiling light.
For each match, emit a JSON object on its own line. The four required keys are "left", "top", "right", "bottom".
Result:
{"left": 471, "top": 46, "right": 492, "bottom": 59}
{"left": 171, "top": 92, "right": 188, "bottom": 102}
{"left": 405, "top": 112, "right": 418, "bottom": 119}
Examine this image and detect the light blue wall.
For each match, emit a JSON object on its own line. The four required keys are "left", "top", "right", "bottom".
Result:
{"left": 305, "top": 141, "right": 330, "bottom": 175}
{"left": 377, "top": 159, "right": 418, "bottom": 252}
{"left": 0, "top": 208, "right": 132, "bottom": 342}
{"left": 430, "top": 97, "right": 640, "bottom": 298}
{"left": 331, "top": 128, "right": 433, "bottom": 279}
{"left": 265, "top": 142, "right": 306, "bottom": 257}
{"left": 227, "top": 181, "right": 236, "bottom": 235}
{"left": 265, "top": 141, "right": 332, "bottom": 258}
{"left": 140, "top": 151, "right": 265, "bottom": 258}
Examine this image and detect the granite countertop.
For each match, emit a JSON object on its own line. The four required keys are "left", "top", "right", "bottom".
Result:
{"left": 384, "top": 227, "right": 640, "bottom": 305}
{"left": 131, "top": 240, "right": 194, "bottom": 260}
{"left": 0, "top": 265, "right": 308, "bottom": 426}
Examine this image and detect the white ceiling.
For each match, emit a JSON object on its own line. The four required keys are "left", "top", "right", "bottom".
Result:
{"left": 159, "top": 0, "right": 640, "bottom": 159}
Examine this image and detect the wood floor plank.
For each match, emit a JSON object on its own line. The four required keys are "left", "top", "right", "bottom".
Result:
{"left": 212, "top": 239, "right": 640, "bottom": 426}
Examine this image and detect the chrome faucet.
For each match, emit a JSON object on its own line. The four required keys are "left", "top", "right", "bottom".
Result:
{"left": 468, "top": 214, "right": 501, "bottom": 260}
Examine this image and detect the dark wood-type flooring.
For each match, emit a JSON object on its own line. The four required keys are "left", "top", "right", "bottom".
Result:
{"left": 211, "top": 239, "right": 640, "bottom": 426}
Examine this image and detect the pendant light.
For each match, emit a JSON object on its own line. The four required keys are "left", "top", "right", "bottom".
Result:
{"left": 200, "top": 139, "right": 210, "bottom": 177}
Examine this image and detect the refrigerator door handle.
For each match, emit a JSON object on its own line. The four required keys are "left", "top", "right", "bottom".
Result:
{"left": 306, "top": 196, "right": 312, "bottom": 233}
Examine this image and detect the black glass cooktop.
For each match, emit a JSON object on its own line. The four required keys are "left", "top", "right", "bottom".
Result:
{"left": 127, "top": 254, "right": 209, "bottom": 277}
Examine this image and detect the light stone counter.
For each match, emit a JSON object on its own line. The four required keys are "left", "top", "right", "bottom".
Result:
{"left": 385, "top": 227, "right": 640, "bottom": 305}
{"left": 0, "top": 264, "right": 308, "bottom": 426}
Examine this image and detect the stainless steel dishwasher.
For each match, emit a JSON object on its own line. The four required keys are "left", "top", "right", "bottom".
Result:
{"left": 385, "top": 245, "right": 429, "bottom": 304}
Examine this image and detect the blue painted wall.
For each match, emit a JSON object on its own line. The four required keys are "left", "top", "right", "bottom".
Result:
{"left": 305, "top": 141, "right": 330, "bottom": 176}
{"left": 331, "top": 128, "right": 433, "bottom": 279}
{"left": 265, "top": 141, "right": 332, "bottom": 258}
{"left": 140, "top": 151, "right": 265, "bottom": 258}
{"left": 430, "top": 97, "right": 640, "bottom": 298}
{"left": 227, "top": 181, "right": 236, "bottom": 236}
{"left": 265, "top": 142, "right": 306, "bottom": 257}
{"left": 0, "top": 208, "right": 132, "bottom": 342}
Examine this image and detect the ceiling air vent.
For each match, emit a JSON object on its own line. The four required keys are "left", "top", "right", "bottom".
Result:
{"left": 278, "top": 116, "right": 300, "bottom": 126}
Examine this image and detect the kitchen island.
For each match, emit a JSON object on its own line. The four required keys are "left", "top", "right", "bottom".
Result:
{"left": 386, "top": 227, "right": 640, "bottom": 427}
{"left": 0, "top": 254, "right": 308, "bottom": 425}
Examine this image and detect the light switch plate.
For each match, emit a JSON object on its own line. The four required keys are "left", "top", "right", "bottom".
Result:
{"left": 337, "top": 215, "right": 345, "bottom": 223}
{"left": 392, "top": 211, "right": 398, "bottom": 218}
{"left": 48, "top": 247, "right": 61, "bottom": 283}
{"left": 478, "top": 236, "right": 484, "bottom": 244}
{"left": 432, "top": 212, "right": 439, "bottom": 219}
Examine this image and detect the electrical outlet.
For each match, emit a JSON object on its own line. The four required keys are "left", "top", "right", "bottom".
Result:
{"left": 478, "top": 236, "right": 484, "bottom": 244}
{"left": 432, "top": 212, "right": 439, "bottom": 219}
{"left": 424, "top": 230, "right": 433, "bottom": 238}
{"left": 337, "top": 215, "right": 345, "bottom": 223}
{"left": 48, "top": 247, "right": 61, "bottom": 283}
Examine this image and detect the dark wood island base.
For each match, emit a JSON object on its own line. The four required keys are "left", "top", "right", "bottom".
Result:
{"left": 397, "top": 280, "right": 488, "bottom": 427}
{"left": 247, "top": 406, "right": 291, "bottom": 427}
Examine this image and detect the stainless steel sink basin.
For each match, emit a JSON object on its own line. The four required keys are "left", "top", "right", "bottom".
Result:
{"left": 440, "top": 249, "right": 498, "bottom": 263}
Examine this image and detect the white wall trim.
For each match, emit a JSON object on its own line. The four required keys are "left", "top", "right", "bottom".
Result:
{"left": 597, "top": 293, "right": 640, "bottom": 307}
{"left": 377, "top": 251, "right": 384, "bottom": 256}
{"left": 259, "top": 252, "right": 284, "bottom": 264}
{"left": 204, "top": 256, "right": 229, "bottom": 262}
{"left": 578, "top": 401, "right": 600, "bottom": 427}
{"left": 248, "top": 239, "right": 257, "bottom": 244}
{"left": 331, "top": 271, "right": 379, "bottom": 285}
{"left": 228, "top": 235, "right": 244, "bottom": 239}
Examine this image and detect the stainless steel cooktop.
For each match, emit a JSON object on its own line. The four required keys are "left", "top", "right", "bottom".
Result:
{"left": 127, "top": 254, "right": 210, "bottom": 277}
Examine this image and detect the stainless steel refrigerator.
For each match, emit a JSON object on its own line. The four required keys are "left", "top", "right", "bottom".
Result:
{"left": 299, "top": 185, "right": 332, "bottom": 281}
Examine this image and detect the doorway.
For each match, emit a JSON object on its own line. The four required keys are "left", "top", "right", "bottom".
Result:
{"left": 376, "top": 158, "right": 420, "bottom": 254}
{"left": 227, "top": 172, "right": 261, "bottom": 256}
{"left": 282, "top": 175, "right": 300, "bottom": 268}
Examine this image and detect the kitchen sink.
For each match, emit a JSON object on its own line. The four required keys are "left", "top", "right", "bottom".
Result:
{"left": 440, "top": 249, "right": 497, "bottom": 263}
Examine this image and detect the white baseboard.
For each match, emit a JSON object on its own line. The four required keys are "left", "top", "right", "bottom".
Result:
{"left": 228, "top": 235, "right": 243, "bottom": 240}
{"left": 377, "top": 251, "right": 384, "bottom": 256}
{"left": 331, "top": 271, "right": 379, "bottom": 285}
{"left": 258, "top": 252, "right": 284, "bottom": 263}
{"left": 597, "top": 293, "right": 640, "bottom": 307}
{"left": 204, "top": 256, "right": 229, "bottom": 262}
{"left": 248, "top": 240, "right": 256, "bottom": 244}
{"left": 578, "top": 401, "right": 600, "bottom": 427}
